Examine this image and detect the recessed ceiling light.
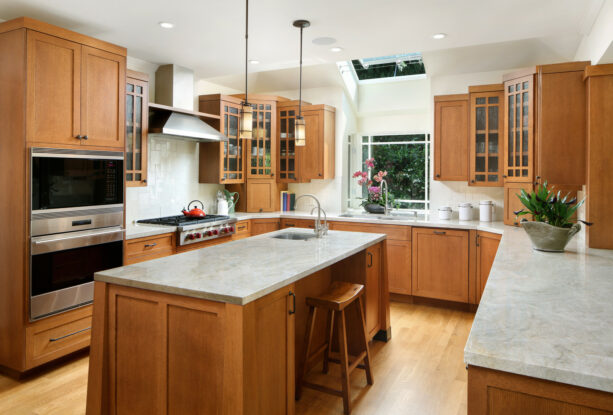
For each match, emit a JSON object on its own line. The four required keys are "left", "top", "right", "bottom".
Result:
{"left": 159, "top": 22, "right": 174, "bottom": 29}
{"left": 249, "top": 59, "right": 260, "bottom": 65}
{"left": 330, "top": 47, "right": 343, "bottom": 53}
{"left": 312, "top": 37, "right": 336, "bottom": 45}
{"left": 432, "top": 33, "right": 447, "bottom": 40}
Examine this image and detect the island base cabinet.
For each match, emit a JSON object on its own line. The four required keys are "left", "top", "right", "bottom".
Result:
{"left": 86, "top": 282, "right": 295, "bottom": 415}
{"left": 468, "top": 365, "right": 613, "bottom": 415}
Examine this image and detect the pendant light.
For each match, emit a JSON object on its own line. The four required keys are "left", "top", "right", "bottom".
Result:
{"left": 293, "top": 19, "right": 310, "bottom": 146}
{"left": 239, "top": 0, "right": 253, "bottom": 139}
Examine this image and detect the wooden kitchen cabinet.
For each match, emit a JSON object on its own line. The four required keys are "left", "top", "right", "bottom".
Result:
{"left": 411, "top": 227, "right": 469, "bottom": 303}
{"left": 199, "top": 95, "right": 245, "bottom": 184}
{"left": 434, "top": 94, "right": 469, "bottom": 181}
{"left": 232, "top": 220, "right": 251, "bottom": 240}
{"left": 585, "top": 64, "right": 613, "bottom": 250}
{"left": 26, "top": 30, "right": 125, "bottom": 149}
{"left": 125, "top": 70, "right": 149, "bottom": 186}
{"left": 124, "top": 233, "right": 175, "bottom": 265}
{"left": 503, "top": 182, "right": 533, "bottom": 226}
{"left": 503, "top": 69, "right": 536, "bottom": 183}
{"left": 476, "top": 231, "right": 501, "bottom": 304}
{"left": 281, "top": 218, "right": 316, "bottom": 229}
{"left": 250, "top": 218, "right": 281, "bottom": 235}
{"left": 469, "top": 85, "right": 504, "bottom": 187}
{"left": 277, "top": 102, "right": 336, "bottom": 183}
{"left": 248, "top": 100, "right": 276, "bottom": 179}
{"left": 536, "top": 62, "right": 589, "bottom": 189}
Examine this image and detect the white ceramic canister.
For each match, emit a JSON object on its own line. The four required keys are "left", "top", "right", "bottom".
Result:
{"left": 458, "top": 202, "right": 473, "bottom": 221}
{"left": 479, "top": 200, "right": 495, "bottom": 222}
{"left": 438, "top": 206, "right": 452, "bottom": 220}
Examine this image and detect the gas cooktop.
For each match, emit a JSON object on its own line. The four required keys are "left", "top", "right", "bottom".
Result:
{"left": 137, "top": 214, "right": 231, "bottom": 227}
{"left": 137, "top": 215, "right": 238, "bottom": 246}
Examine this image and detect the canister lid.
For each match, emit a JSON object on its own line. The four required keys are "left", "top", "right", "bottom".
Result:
{"left": 458, "top": 202, "right": 472, "bottom": 208}
{"left": 479, "top": 200, "right": 493, "bottom": 205}
{"left": 439, "top": 206, "right": 452, "bottom": 211}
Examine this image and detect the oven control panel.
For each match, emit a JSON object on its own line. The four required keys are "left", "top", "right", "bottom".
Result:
{"left": 179, "top": 224, "right": 236, "bottom": 246}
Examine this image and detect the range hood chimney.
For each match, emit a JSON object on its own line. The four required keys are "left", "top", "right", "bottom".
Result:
{"left": 149, "top": 64, "right": 227, "bottom": 142}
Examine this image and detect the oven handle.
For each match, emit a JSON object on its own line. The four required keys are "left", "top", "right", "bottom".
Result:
{"left": 31, "top": 228, "right": 124, "bottom": 255}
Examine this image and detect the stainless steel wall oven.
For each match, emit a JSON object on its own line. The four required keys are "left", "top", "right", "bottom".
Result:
{"left": 30, "top": 148, "right": 124, "bottom": 320}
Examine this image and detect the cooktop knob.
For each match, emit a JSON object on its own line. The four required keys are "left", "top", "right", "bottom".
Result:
{"left": 206, "top": 231, "right": 213, "bottom": 237}
{"left": 212, "top": 229, "right": 219, "bottom": 235}
{"left": 195, "top": 232, "right": 202, "bottom": 238}
{"left": 187, "top": 234, "right": 195, "bottom": 240}
{"left": 229, "top": 226, "right": 235, "bottom": 232}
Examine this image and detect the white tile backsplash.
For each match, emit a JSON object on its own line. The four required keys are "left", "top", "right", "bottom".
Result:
{"left": 126, "top": 136, "right": 223, "bottom": 224}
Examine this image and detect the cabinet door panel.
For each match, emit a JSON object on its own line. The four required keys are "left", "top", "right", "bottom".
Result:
{"left": 504, "top": 182, "right": 533, "bottom": 226}
{"left": 469, "top": 89, "right": 504, "bottom": 187}
{"left": 299, "top": 111, "right": 321, "bottom": 180}
{"left": 26, "top": 31, "right": 81, "bottom": 145}
{"left": 125, "top": 75, "right": 148, "bottom": 186}
{"left": 387, "top": 240, "right": 411, "bottom": 295}
{"left": 476, "top": 232, "right": 501, "bottom": 304}
{"left": 81, "top": 46, "right": 125, "bottom": 148}
{"left": 411, "top": 228, "right": 469, "bottom": 302}
{"left": 365, "top": 244, "right": 381, "bottom": 337}
{"left": 434, "top": 96, "right": 469, "bottom": 181}
{"left": 504, "top": 76, "right": 534, "bottom": 182}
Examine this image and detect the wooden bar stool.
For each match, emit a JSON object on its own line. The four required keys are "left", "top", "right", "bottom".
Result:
{"left": 297, "top": 281, "right": 374, "bottom": 414}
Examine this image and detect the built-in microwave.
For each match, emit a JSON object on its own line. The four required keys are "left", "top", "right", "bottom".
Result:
{"left": 29, "top": 148, "right": 125, "bottom": 320}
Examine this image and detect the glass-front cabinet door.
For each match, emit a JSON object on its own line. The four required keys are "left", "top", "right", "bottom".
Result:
{"left": 469, "top": 88, "right": 504, "bottom": 186}
{"left": 248, "top": 101, "right": 275, "bottom": 178}
{"left": 220, "top": 101, "right": 244, "bottom": 183}
{"left": 504, "top": 75, "right": 534, "bottom": 182}
{"left": 278, "top": 107, "right": 298, "bottom": 182}
{"left": 125, "top": 74, "right": 148, "bottom": 186}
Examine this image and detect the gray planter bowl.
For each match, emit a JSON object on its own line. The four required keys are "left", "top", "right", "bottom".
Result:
{"left": 521, "top": 221, "right": 581, "bottom": 252}
{"left": 364, "top": 203, "right": 385, "bottom": 214}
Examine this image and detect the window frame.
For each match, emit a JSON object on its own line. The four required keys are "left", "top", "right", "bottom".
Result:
{"left": 348, "top": 132, "right": 431, "bottom": 212}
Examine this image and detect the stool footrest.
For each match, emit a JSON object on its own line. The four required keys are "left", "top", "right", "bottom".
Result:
{"left": 302, "top": 381, "right": 343, "bottom": 397}
{"left": 327, "top": 351, "right": 368, "bottom": 374}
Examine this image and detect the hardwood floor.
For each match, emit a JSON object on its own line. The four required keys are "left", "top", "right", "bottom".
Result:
{"left": 0, "top": 302, "right": 474, "bottom": 415}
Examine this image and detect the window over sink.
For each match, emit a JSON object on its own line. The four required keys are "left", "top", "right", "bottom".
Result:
{"left": 348, "top": 134, "right": 431, "bottom": 211}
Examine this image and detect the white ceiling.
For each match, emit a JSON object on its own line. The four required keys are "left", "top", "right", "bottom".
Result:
{"left": 0, "top": 0, "right": 603, "bottom": 79}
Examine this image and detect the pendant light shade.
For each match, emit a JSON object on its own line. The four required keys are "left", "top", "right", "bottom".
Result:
{"left": 240, "top": 103, "right": 253, "bottom": 139}
{"left": 240, "top": 0, "right": 252, "bottom": 139}
{"left": 295, "top": 116, "right": 306, "bottom": 146}
{"left": 293, "top": 19, "right": 310, "bottom": 147}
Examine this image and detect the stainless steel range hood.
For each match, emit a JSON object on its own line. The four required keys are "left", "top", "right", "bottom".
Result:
{"left": 148, "top": 64, "right": 227, "bottom": 142}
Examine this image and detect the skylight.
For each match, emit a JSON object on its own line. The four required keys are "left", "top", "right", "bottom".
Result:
{"left": 351, "top": 53, "right": 426, "bottom": 81}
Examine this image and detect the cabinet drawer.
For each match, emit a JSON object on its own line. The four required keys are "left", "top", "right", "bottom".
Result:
{"left": 329, "top": 221, "right": 411, "bottom": 241}
{"left": 281, "top": 218, "right": 315, "bottom": 229}
{"left": 235, "top": 220, "right": 251, "bottom": 236}
{"left": 125, "top": 233, "right": 175, "bottom": 264}
{"left": 26, "top": 306, "right": 92, "bottom": 369}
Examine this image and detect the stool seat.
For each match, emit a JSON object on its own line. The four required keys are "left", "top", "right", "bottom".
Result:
{"left": 306, "top": 281, "right": 364, "bottom": 311}
{"left": 298, "top": 281, "right": 373, "bottom": 414}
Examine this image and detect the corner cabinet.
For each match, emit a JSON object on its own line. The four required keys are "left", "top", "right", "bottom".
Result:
{"left": 125, "top": 70, "right": 149, "bottom": 186}
{"left": 434, "top": 94, "right": 469, "bottom": 181}
{"left": 277, "top": 101, "right": 335, "bottom": 183}
{"left": 199, "top": 95, "right": 245, "bottom": 184}
{"left": 469, "top": 85, "right": 504, "bottom": 186}
{"left": 26, "top": 30, "right": 125, "bottom": 149}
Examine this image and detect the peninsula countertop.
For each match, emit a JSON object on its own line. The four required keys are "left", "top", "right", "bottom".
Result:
{"left": 465, "top": 226, "right": 613, "bottom": 393}
{"left": 96, "top": 228, "right": 385, "bottom": 305}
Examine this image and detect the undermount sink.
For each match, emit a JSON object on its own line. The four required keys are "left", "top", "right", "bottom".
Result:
{"left": 272, "top": 232, "right": 317, "bottom": 241}
{"left": 339, "top": 212, "right": 422, "bottom": 221}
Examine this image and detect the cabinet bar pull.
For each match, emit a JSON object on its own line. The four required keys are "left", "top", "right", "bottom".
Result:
{"left": 49, "top": 326, "right": 91, "bottom": 342}
{"left": 367, "top": 252, "right": 373, "bottom": 268}
{"left": 433, "top": 231, "right": 446, "bottom": 235}
{"left": 144, "top": 243, "right": 157, "bottom": 248}
{"left": 285, "top": 223, "right": 295, "bottom": 227}
{"left": 289, "top": 291, "right": 296, "bottom": 315}
{"left": 476, "top": 235, "right": 480, "bottom": 247}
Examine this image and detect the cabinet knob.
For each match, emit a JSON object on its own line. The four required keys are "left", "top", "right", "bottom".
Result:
{"left": 82, "top": 135, "right": 88, "bottom": 140}
{"left": 503, "top": 175, "right": 507, "bottom": 178}
{"left": 471, "top": 180, "right": 475, "bottom": 183}
{"left": 318, "top": 173, "right": 322, "bottom": 177}
{"left": 436, "top": 174, "right": 440, "bottom": 178}
{"left": 142, "top": 179, "right": 147, "bottom": 184}
{"left": 75, "top": 135, "right": 82, "bottom": 139}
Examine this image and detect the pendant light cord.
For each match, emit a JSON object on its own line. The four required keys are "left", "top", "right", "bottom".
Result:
{"left": 245, "top": 0, "right": 249, "bottom": 104}
{"left": 298, "top": 25, "right": 303, "bottom": 117}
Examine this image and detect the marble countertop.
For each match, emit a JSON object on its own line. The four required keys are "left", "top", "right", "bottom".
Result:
{"left": 125, "top": 211, "right": 505, "bottom": 240}
{"left": 96, "top": 228, "right": 385, "bottom": 305}
{"left": 465, "top": 227, "right": 613, "bottom": 393}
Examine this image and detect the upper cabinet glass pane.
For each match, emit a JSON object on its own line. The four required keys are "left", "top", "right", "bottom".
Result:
{"left": 476, "top": 107, "right": 486, "bottom": 131}
{"left": 488, "top": 106, "right": 498, "bottom": 130}
{"left": 488, "top": 96, "right": 498, "bottom": 104}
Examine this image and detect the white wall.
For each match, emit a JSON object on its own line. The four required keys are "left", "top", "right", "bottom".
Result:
{"left": 126, "top": 58, "right": 224, "bottom": 223}
{"left": 574, "top": 0, "right": 613, "bottom": 64}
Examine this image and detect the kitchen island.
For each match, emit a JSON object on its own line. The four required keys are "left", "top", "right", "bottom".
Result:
{"left": 86, "top": 228, "right": 389, "bottom": 415}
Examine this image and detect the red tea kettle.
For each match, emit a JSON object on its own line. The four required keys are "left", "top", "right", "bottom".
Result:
{"left": 182, "top": 200, "right": 206, "bottom": 218}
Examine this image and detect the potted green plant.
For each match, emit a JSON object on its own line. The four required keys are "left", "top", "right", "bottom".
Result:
{"left": 352, "top": 158, "right": 396, "bottom": 214}
{"left": 514, "top": 181, "right": 591, "bottom": 252}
